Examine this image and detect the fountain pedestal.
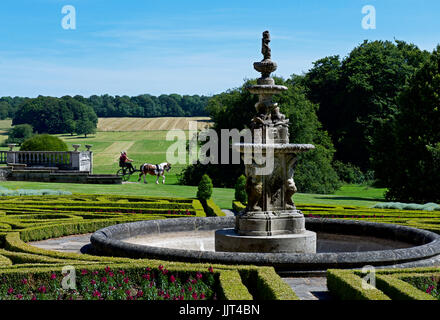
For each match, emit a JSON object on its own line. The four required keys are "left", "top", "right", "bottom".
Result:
{"left": 215, "top": 31, "right": 316, "bottom": 253}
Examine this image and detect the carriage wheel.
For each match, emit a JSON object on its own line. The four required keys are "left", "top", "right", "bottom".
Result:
{"left": 116, "top": 169, "right": 131, "bottom": 182}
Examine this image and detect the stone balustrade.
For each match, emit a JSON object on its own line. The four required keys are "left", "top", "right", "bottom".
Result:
{"left": 1, "top": 144, "right": 93, "bottom": 173}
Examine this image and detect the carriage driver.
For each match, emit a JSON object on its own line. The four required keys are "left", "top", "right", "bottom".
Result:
{"left": 119, "top": 151, "right": 135, "bottom": 173}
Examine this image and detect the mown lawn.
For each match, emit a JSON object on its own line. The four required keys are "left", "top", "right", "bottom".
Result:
{"left": 0, "top": 181, "right": 386, "bottom": 210}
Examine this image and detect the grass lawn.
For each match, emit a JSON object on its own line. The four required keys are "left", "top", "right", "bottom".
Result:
{"left": 0, "top": 181, "right": 386, "bottom": 209}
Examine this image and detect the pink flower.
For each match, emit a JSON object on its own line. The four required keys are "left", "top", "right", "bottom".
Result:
{"left": 119, "top": 270, "right": 125, "bottom": 275}
{"left": 21, "top": 278, "right": 28, "bottom": 285}
{"left": 101, "top": 277, "right": 108, "bottom": 283}
{"left": 7, "top": 288, "right": 13, "bottom": 294}
{"left": 90, "top": 279, "right": 96, "bottom": 285}
{"left": 196, "top": 272, "right": 202, "bottom": 279}
{"left": 50, "top": 273, "right": 57, "bottom": 280}
{"left": 31, "top": 295, "right": 37, "bottom": 301}
{"left": 164, "top": 292, "right": 170, "bottom": 299}
{"left": 92, "top": 290, "right": 101, "bottom": 298}
{"left": 137, "top": 290, "right": 144, "bottom": 298}
{"left": 192, "top": 292, "right": 198, "bottom": 300}
{"left": 158, "top": 265, "right": 164, "bottom": 271}
{"left": 208, "top": 267, "right": 214, "bottom": 273}
{"left": 38, "top": 286, "right": 46, "bottom": 294}
{"left": 93, "top": 271, "right": 99, "bottom": 276}
{"left": 188, "top": 286, "right": 193, "bottom": 292}
{"left": 81, "top": 269, "right": 88, "bottom": 275}
{"left": 125, "top": 289, "right": 131, "bottom": 296}
{"left": 191, "top": 279, "right": 197, "bottom": 284}
{"left": 181, "top": 288, "right": 185, "bottom": 293}
{"left": 123, "top": 277, "right": 129, "bottom": 284}
{"left": 179, "top": 295, "right": 184, "bottom": 300}
{"left": 170, "top": 275, "right": 176, "bottom": 283}
{"left": 108, "top": 271, "right": 114, "bottom": 277}
{"left": 16, "top": 294, "right": 23, "bottom": 300}
{"left": 105, "top": 266, "right": 111, "bottom": 273}
{"left": 146, "top": 267, "right": 151, "bottom": 272}
{"left": 200, "top": 293, "right": 206, "bottom": 299}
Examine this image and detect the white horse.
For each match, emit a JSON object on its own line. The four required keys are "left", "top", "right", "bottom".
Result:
{"left": 138, "top": 162, "right": 172, "bottom": 184}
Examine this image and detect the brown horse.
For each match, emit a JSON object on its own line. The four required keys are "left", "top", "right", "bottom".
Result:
{"left": 138, "top": 162, "right": 172, "bottom": 184}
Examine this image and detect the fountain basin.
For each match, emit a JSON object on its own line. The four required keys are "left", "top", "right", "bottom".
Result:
{"left": 90, "top": 216, "right": 440, "bottom": 272}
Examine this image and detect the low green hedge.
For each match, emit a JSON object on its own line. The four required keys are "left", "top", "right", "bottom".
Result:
{"left": 218, "top": 270, "right": 253, "bottom": 300}
{"left": 329, "top": 268, "right": 440, "bottom": 300}
{"left": 375, "top": 274, "right": 437, "bottom": 300}
{"left": 0, "top": 254, "right": 12, "bottom": 266}
{"left": 327, "top": 269, "right": 391, "bottom": 300}
{"left": 202, "top": 199, "right": 225, "bottom": 217}
{"left": 239, "top": 267, "right": 299, "bottom": 300}
{"left": 232, "top": 201, "right": 246, "bottom": 212}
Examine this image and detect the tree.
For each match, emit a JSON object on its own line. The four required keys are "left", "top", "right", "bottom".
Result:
{"left": 197, "top": 174, "right": 213, "bottom": 200}
{"left": 76, "top": 119, "right": 96, "bottom": 137}
{"left": 179, "top": 77, "right": 341, "bottom": 194}
{"left": 5, "top": 124, "right": 33, "bottom": 145}
{"left": 13, "top": 96, "right": 97, "bottom": 134}
{"left": 234, "top": 175, "right": 247, "bottom": 204}
{"left": 20, "top": 134, "right": 68, "bottom": 152}
{"left": 372, "top": 46, "right": 440, "bottom": 203}
{"left": 304, "top": 40, "right": 430, "bottom": 171}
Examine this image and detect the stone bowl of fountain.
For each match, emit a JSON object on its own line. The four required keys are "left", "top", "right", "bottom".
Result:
{"left": 91, "top": 31, "right": 440, "bottom": 273}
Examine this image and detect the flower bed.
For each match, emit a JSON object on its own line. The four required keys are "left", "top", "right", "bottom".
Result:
{"left": 402, "top": 275, "right": 440, "bottom": 300}
{"left": 0, "top": 264, "right": 218, "bottom": 301}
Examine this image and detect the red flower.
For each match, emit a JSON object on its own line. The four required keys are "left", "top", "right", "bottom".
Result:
{"left": 192, "top": 292, "right": 198, "bottom": 300}
{"left": 137, "top": 290, "right": 144, "bottom": 298}
{"left": 196, "top": 272, "right": 203, "bottom": 280}
{"left": 101, "top": 277, "right": 108, "bottom": 283}
{"left": 93, "top": 271, "right": 99, "bottom": 276}
{"left": 38, "top": 286, "right": 46, "bottom": 294}
{"left": 170, "top": 275, "right": 176, "bottom": 283}
{"left": 164, "top": 292, "right": 170, "bottom": 299}
{"left": 125, "top": 289, "right": 131, "bottom": 296}
{"left": 179, "top": 295, "right": 184, "bottom": 300}
{"left": 123, "top": 277, "right": 129, "bottom": 284}
{"left": 208, "top": 267, "right": 214, "bottom": 273}
{"left": 191, "top": 279, "right": 197, "bottom": 284}
{"left": 50, "top": 273, "right": 57, "bottom": 280}
{"left": 146, "top": 267, "right": 151, "bottom": 272}
{"left": 188, "top": 286, "right": 193, "bottom": 292}
{"left": 7, "top": 288, "right": 13, "bottom": 294}
{"left": 142, "top": 274, "right": 150, "bottom": 280}
{"left": 105, "top": 266, "right": 111, "bottom": 273}
{"left": 90, "top": 280, "right": 96, "bottom": 285}
{"left": 158, "top": 265, "right": 164, "bottom": 271}
{"left": 21, "top": 278, "right": 28, "bottom": 285}
{"left": 81, "top": 269, "right": 88, "bottom": 275}
{"left": 200, "top": 293, "right": 206, "bottom": 299}
{"left": 92, "top": 290, "right": 101, "bottom": 298}
{"left": 119, "top": 270, "right": 125, "bottom": 275}
{"left": 16, "top": 294, "right": 23, "bottom": 300}
{"left": 108, "top": 271, "right": 114, "bottom": 277}
{"left": 31, "top": 295, "right": 37, "bottom": 301}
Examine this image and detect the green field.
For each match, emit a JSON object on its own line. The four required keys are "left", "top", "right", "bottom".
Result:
{"left": 56, "top": 130, "right": 188, "bottom": 184}
{"left": 0, "top": 181, "right": 386, "bottom": 209}
{"left": 0, "top": 117, "right": 388, "bottom": 209}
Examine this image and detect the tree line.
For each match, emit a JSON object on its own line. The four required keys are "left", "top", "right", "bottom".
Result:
{"left": 0, "top": 94, "right": 209, "bottom": 120}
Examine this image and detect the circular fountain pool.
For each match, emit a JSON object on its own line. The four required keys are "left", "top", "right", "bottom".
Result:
{"left": 90, "top": 216, "right": 440, "bottom": 272}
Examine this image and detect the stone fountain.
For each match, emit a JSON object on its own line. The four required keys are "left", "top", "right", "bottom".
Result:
{"left": 214, "top": 30, "right": 317, "bottom": 253}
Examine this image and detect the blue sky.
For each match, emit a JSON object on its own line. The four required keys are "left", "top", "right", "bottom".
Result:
{"left": 1, "top": 0, "right": 439, "bottom": 97}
